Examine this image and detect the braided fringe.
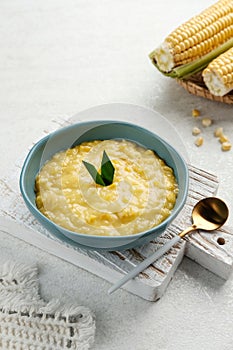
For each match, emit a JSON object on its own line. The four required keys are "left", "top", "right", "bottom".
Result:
{"left": 0, "top": 261, "right": 95, "bottom": 350}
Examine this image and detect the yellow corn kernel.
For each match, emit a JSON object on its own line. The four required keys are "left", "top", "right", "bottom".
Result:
{"left": 219, "top": 134, "right": 229, "bottom": 143}
{"left": 195, "top": 137, "right": 204, "bottom": 147}
{"left": 166, "top": 192, "right": 176, "bottom": 203}
{"left": 214, "top": 127, "right": 223, "bottom": 137}
{"left": 192, "top": 127, "right": 201, "bottom": 135}
{"left": 99, "top": 213, "right": 112, "bottom": 221}
{"left": 35, "top": 195, "right": 43, "bottom": 209}
{"left": 87, "top": 215, "right": 97, "bottom": 224}
{"left": 79, "top": 145, "right": 92, "bottom": 152}
{"left": 221, "top": 141, "right": 232, "bottom": 151}
{"left": 202, "top": 118, "right": 212, "bottom": 127}
{"left": 192, "top": 109, "right": 200, "bottom": 117}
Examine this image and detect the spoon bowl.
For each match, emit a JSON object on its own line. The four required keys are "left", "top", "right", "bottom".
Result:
{"left": 192, "top": 197, "right": 229, "bottom": 229}
{"left": 179, "top": 197, "right": 229, "bottom": 238}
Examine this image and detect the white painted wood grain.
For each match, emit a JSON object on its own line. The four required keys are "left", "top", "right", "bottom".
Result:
{"left": 0, "top": 163, "right": 232, "bottom": 301}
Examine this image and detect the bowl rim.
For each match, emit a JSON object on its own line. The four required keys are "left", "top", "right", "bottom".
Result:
{"left": 20, "top": 119, "right": 189, "bottom": 241}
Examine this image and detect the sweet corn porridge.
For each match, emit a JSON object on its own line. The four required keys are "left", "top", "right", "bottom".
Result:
{"left": 35, "top": 139, "right": 178, "bottom": 236}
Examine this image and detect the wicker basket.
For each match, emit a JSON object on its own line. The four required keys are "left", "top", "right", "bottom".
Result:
{"left": 177, "top": 73, "right": 233, "bottom": 104}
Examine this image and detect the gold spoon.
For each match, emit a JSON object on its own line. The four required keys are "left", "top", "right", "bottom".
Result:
{"left": 108, "top": 197, "right": 229, "bottom": 295}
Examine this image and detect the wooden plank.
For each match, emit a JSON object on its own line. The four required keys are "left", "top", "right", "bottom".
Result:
{"left": 0, "top": 163, "right": 232, "bottom": 301}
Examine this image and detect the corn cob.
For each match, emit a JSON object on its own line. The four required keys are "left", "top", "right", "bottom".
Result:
{"left": 202, "top": 47, "right": 233, "bottom": 96}
{"left": 150, "top": 0, "right": 233, "bottom": 73}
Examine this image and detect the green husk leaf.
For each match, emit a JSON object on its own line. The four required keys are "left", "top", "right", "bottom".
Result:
{"left": 101, "top": 150, "right": 115, "bottom": 185}
{"left": 150, "top": 37, "right": 233, "bottom": 79}
{"left": 82, "top": 151, "right": 115, "bottom": 186}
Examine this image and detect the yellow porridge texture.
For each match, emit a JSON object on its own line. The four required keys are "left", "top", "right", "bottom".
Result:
{"left": 35, "top": 139, "right": 178, "bottom": 236}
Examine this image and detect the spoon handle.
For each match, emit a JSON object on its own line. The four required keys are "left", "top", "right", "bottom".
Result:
{"left": 108, "top": 235, "right": 181, "bottom": 295}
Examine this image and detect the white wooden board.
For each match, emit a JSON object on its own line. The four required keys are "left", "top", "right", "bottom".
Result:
{"left": 0, "top": 164, "right": 232, "bottom": 301}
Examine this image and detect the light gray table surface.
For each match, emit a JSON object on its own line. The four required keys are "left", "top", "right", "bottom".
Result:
{"left": 1, "top": 1, "right": 233, "bottom": 349}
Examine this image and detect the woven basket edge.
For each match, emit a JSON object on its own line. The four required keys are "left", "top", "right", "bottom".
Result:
{"left": 177, "top": 79, "right": 233, "bottom": 104}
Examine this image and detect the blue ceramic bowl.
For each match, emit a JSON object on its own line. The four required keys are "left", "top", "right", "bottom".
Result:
{"left": 20, "top": 120, "right": 189, "bottom": 251}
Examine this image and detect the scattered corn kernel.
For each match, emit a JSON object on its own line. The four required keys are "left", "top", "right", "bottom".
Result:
{"left": 195, "top": 137, "right": 204, "bottom": 147}
{"left": 221, "top": 142, "right": 232, "bottom": 151}
{"left": 191, "top": 117, "right": 230, "bottom": 152}
{"left": 192, "top": 127, "right": 201, "bottom": 136}
{"left": 202, "top": 118, "right": 212, "bottom": 127}
{"left": 219, "top": 134, "right": 229, "bottom": 144}
{"left": 192, "top": 109, "right": 200, "bottom": 117}
{"left": 214, "top": 127, "right": 223, "bottom": 137}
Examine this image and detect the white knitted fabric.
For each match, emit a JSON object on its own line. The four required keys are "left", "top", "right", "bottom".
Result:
{"left": 0, "top": 261, "right": 95, "bottom": 350}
